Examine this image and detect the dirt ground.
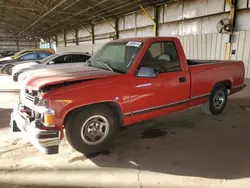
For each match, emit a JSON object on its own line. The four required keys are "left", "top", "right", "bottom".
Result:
{"left": 0, "top": 77, "right": 249, "bottom": 188}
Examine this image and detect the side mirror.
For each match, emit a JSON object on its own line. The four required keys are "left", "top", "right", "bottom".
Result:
{"left": 48, "top": 61, "right": 55, "bottom": 65}
{"left": 137, "top": 67, "right": 157, "bottom": 78}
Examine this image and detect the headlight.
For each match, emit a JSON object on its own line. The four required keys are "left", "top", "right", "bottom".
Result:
{"left": 34, "top": 98, "right": 49, "bottom": 107}
{"left": 36, "top": 99, "right": 55, "bottom": 127}
{"left": 42, "top": 99, "right": 49, "bottom": 108}
{"left": 35, "top": 92, "right": 49, "bottom": 107}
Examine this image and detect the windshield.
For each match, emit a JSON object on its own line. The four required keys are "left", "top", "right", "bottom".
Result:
{"left": 88, "top": 41, "right": 143, "bottom": 73}
{"left": 38, "top": 53, "right": 59, "bottom": 64}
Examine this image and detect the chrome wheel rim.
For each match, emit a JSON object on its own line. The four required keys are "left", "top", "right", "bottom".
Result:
{"left": 80, "top": 115, "right": 109, "bottom": 145}
{"left": 213, "top": 90, "right": 225, "bottom": 109}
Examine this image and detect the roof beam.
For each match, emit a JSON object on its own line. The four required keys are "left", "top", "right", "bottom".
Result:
{"left": 44, "top": 1, "right": 147, "bottom": 36}
{"left": 0, "top": 4, "right": 83, "bottom": 15}
{"left": 39, "top": 1, "right": 132, "bottom": 35}
{"left": 38, "top": 0, "right": 108, "bottom": 33}
{"left": 16, "top": 0, "right": 67, "bottom": 36}
{"left": 39, "top": 0, "right": 81, "bottom": 25}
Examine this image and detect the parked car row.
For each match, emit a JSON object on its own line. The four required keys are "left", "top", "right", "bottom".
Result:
{"left": 0, "top": 48, "right": 55, "bottom": 75}
{"left": 12, "top": 52, "right": 91, "bottom": 82}
{"left": 10, "top": 37, "right": 246, "bottom": 156}
{"left": 0, "top": 50, "right": 18, "bottom": 57}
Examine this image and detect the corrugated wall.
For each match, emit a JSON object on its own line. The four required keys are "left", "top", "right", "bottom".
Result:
{"left": 178, "top": 31, "right": 250, "bottom": 78}
{"left": 0, "top": 31, "right": 38, "bottom": 51}
{"left": 55, "top": 0, "right": 250, "bottom": 78}
{"left": 0, "top": 39, "right": 38, "bottom": 51}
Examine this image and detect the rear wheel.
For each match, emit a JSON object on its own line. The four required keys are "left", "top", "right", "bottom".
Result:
{"left": 202, "top": 84, "right": 228, "bottom": 115}
{"left": 65, "top": 105, "right": 118, "bottom": 155}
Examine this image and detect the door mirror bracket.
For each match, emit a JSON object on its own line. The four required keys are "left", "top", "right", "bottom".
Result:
{"left": 137, "top": 67, "right": 157, "bottom": 78}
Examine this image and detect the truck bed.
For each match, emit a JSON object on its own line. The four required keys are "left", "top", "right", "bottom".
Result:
{"left": 188, "top": 60, "right": 245, "bottom": 100}
{"left": 187, "top": 59, "right": 223, "bottom": 66}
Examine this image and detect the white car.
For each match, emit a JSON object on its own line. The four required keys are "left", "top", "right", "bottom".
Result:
{"left": 0, "top": 56, "right": 12, "bottom": 62}
{"left": 12, "top": 52, "right": 91, "bottom": 82}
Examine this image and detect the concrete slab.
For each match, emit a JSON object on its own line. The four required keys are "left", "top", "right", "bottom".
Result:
{"left": 0, "top": 79, "right": 249, "bottom": 188}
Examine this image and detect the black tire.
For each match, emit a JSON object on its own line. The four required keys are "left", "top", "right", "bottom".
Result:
{"left": 5, "top": 64, "right": 14, "bottom": 75}
{"left": 1, "top": 66, "right": 6, "bottom": 74}
{"left": 65, "top": 105, "right": 119, "bottom": 155}
{"left": 202, "top": 84, "right": 228, "bottom": 115}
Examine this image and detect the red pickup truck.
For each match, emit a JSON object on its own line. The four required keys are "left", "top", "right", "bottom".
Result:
{"left": 11, "top": 37, "right": 246, "bottom": 155}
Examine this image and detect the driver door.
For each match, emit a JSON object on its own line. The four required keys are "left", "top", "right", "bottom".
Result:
{"left": 129, "top": 41, "right": 190, "bottom": 121}
{"left": 129, "top": 48, "right": 165, "bottom": 117}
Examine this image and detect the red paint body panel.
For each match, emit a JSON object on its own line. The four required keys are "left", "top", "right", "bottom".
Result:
{"left": 189, "top": 61, "right": 245, "bottom": 98}
{"left": 24, "top": 66, "right": 120, "bottom": 90}
{"left": 23, "top": 37, "right": 245, "bottom": 134}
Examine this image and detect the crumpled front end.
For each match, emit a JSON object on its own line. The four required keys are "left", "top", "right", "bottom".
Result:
{"left": 10, "top": 88, "right": 61, "bottom": 154}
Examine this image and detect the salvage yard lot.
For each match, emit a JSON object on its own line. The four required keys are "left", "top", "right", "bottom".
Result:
{"left": 0, "top": 76, "right": 250, "bottom": 188}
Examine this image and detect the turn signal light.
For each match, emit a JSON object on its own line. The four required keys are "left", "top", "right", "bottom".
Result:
{"left": 44, "top": 112, "right": 55, "bottom": 127}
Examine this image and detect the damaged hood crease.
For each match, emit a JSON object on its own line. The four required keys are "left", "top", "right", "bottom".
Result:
{"left": 23, "top": 66, "right": 120, "bottom": 90}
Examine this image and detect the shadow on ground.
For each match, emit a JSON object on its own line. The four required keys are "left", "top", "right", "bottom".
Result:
{"left": 0, "top": 183, "right": 186, "bottom": 188}
{"left": 0, "top": 81, "right": 249, "bottom": 188}
{"left": 0, "top": 97, "right": 249, "bottom": 184}
{"left": 0, "top": 109, "right": 12, "bottom": 129}
{"left": 68, "top": 97, "right": 250, "bottom": 180}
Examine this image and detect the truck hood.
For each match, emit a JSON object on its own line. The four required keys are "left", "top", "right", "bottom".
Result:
{"left": 23, "top": 66, "right": 120, "bottom": 90}
{"left": 18, "top": 63, "right": 88, "bottom": 83}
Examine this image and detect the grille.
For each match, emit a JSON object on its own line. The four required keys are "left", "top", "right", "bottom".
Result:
{"left": 25, "top": 93, "right": 35, "bottom": 102}
{"left": 25, "top": 89, "right": 38, "bottom": 104}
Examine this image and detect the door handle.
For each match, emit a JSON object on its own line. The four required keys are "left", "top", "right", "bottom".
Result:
{"left": 179, "top": 77, "right": 186, "bottom": 83}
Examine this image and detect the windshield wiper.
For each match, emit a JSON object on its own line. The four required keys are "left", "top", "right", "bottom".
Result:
{"left": 36, "top": 60, "right": 41, "bottom": 64}
{"left": 96, "top": 60, "right": 114, "bottom": 72}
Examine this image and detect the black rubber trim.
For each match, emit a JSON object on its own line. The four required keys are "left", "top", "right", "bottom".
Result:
{"left": 191, "top": 94, "right": 210, "bottom": 101}
{"left": 124, "top": 100, "right": 189, "bottom": 116}
{"left": 11, "top": 120, "right": 21, "bottom": 132}
{"left": 36, "top": 131, "right": 59, "bottom": 139}
{"left": 124, "top": 94, "right": 210, "bottom": 117}
{"left": 44, "top": 145, "right": 59, "bottom": 155}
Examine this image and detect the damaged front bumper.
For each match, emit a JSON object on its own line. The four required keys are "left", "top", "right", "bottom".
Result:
{"left": 10, "top": 102, "right": 61, "bottom": 154}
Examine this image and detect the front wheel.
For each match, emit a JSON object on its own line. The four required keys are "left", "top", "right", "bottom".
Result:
{"left": 65, "top": 105, "right": 118, "bottom": 155}
{"left": 5, "top": 64, "right": 14, "bottom": 75}
{"left": 202, "top": 84, "right": 228, "bottom": 115}
{"left": 1, "top": 66, "right": 6, "bottom": 74}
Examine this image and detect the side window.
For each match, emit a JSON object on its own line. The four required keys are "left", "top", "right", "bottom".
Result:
{"left": 38, "top": 52, "right": 50, "bottom": 59}
{"left": 54, "top": 55, "right": 72, "bottom": 64}
{"left": 140, "top": 42, "right": 181, "bottom": 73}
{"left": 21, "top": 53, "right": 38, "bottom": 60}
{"left": 71, "top": 55, "right": 90, "bottom": 63}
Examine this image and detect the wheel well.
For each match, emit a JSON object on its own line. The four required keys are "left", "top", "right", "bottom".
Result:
{"left": 63, "top": 102, "right": 124, "bottom": 128}
{"left": 215, "top": 80, "right": 232, "bottom": 90}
